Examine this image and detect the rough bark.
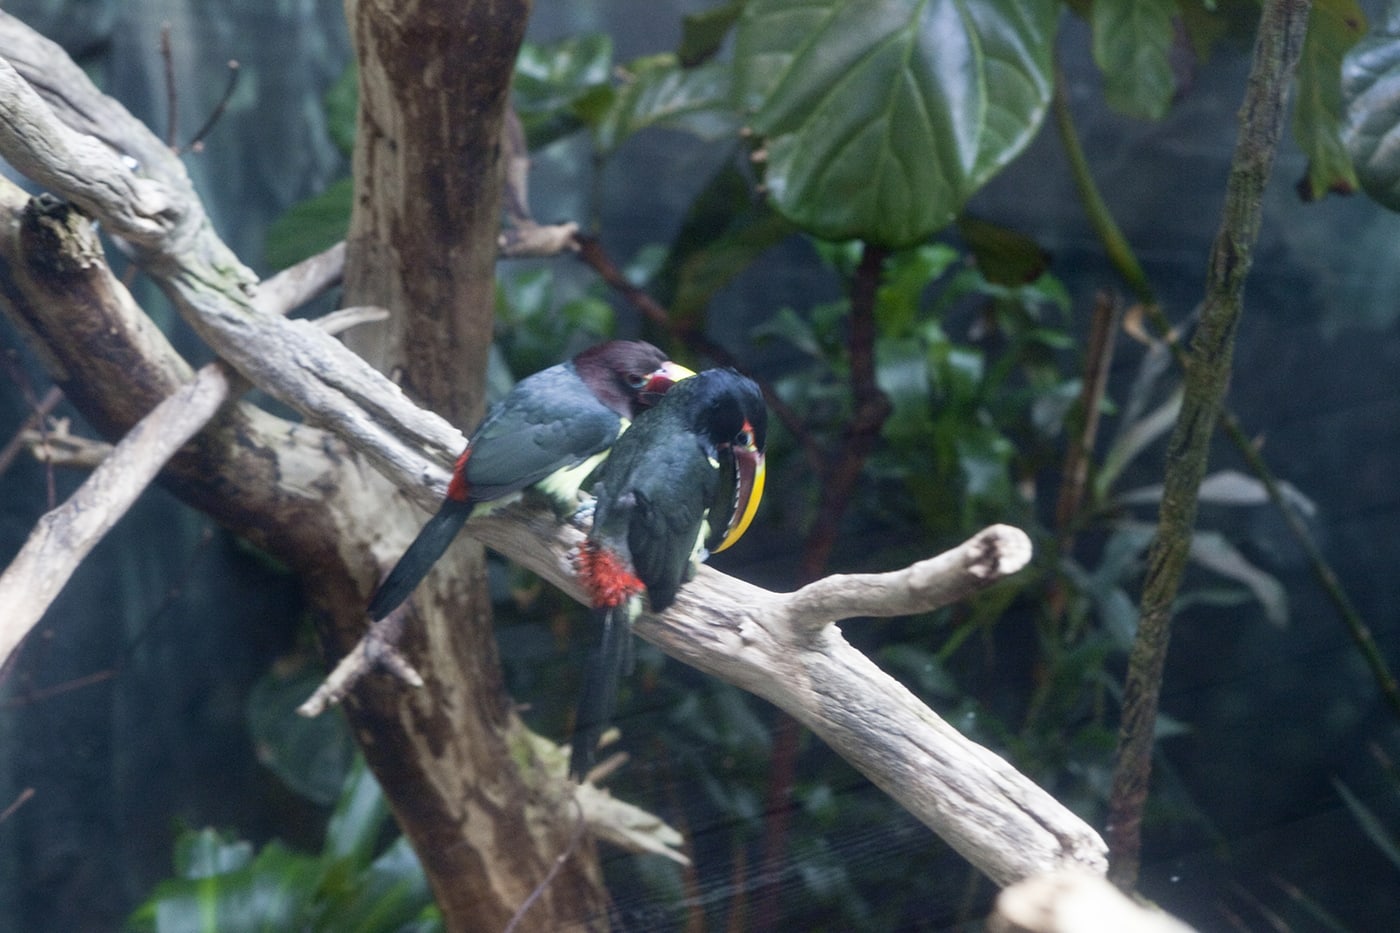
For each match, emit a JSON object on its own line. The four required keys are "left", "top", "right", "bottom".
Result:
{"left": 0, "top": 7, "right": 603, "bottom": 930}
{"left": 335, "top": 1, "right": 610, "bottom": 928}
{"left": 0, "top": 5, "right": 1110, "bottom": 926}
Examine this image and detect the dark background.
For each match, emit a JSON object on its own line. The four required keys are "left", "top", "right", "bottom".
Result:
{"left": 2, "top": 1, "right": 1400, "bottom": 930}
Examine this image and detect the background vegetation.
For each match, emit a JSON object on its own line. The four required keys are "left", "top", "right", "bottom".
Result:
{"left": 3, "top": 0, "right": 1400, "bottom": 930}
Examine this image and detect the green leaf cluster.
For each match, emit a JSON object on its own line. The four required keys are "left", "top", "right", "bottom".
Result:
{"left": 126, "top": 759, "right": 440, "bottom": 933}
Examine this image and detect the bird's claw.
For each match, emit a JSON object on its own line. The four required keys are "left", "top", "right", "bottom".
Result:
{"left": 570, "top": 496, "right": 597, "bottom": 532}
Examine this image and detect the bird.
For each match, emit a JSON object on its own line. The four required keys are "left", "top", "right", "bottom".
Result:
{"left": 366, "top": 340, "right": 692, "bottom": 622}
{"left": 569, "top": 367, "right": 767, "bottom": 779}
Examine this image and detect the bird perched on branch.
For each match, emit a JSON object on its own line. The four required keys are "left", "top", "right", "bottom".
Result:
{"left": 570, "top": 368, "right": 767, "bottom": 779}
{"left": 366, "top": 340, "right": 691, "bottom": 622}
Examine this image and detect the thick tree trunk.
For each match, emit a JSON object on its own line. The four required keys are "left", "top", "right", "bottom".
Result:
{"left": 337, "top": 1, "right": 611, "bottom": 929}
{"left": 0, "top": 3, "right": 608, "bottom": 929}
{"left": 0, "top": 8, "right": 1112, "bottom": 928}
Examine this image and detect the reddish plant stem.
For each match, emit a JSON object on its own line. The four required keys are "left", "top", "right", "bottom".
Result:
{"left": 573, "top": 233, "right": 824, "bottom": 476}
{"left": 755, "top": 242, "right": 891, "bottom": 931}
{"left": 577, "top": 231, "right": 893, "bottom": 926}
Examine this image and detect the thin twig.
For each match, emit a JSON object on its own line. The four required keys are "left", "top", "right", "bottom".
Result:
{"left": 1053, "top": 63, "right": 1152, "bottom": 306}
{"left": 797, "top": 242, "right": 892, "bottom": 580}
{"left": 573, "top": 232, "right": 822, "bottom": 474}
{"left": 183, "top": 60, "right": 240, "bottom": 154}
{"left": 1106, "top": 0, "right": 1312, "bottom": 889}
{"left": 296, "top": 604, "right": 422, "bottom": 717}
{"left": 0, "top": 383, "right": 62, "bottom": 475}
{"left": 0, "top": 362, "right": 233, "bottom": 667}
{"left": 1055, "top": 291, "right": 1122, "bottom": 538}
{"left": 0, "top": 787, "right": 34, "bottom": 823}
{"left": 1220, "top": 409, "right": 1400, "bottom": 719}
{"left": 160, "top": 22, "right": 176, "bottom": 148}
{"left": 2, "top": 668, "right": 115, "bottom": 708}
{"left": 503, "top": 797, "right": 589, "bottom": 933}
{"left": 1, "top": 350, "right": 55, "bottom": 506}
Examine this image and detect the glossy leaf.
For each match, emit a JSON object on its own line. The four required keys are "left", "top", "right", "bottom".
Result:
{"left": 679, "top": 1, "right": 745, "bottom": 66}
{"left": 1188, "top": 530, "right": 1290, "bottom": 627}
{"left": 594, "top": 55, "right": 738, "bottom": 154}
{"left": 175, "top": 828, "right": 255, "bottom": 880}
{"left": 1294, "top": 0, "right": 1365, "bottom": 200}
{"left": 326, "top": 63, "right": 358, "bottom": 158}
{"left": 1334, "top": 779, "right": 1400, "bottom": 872}
{"left": 734, "top": 0, "right": 1057, "bottom": 246}
{"left": 1090, "top": 0, "right": 1178, "bottom": 120}
{"left": 957, "top": 215, "right": 1050, "bottom": 286}
{"left": 322, "top": 757, "right": 391, "bottom": 864}
{"left": 264, "top": 176, "right": 352, "bottom": 271}
{"left": 653, "top": 164, "right": 795, "bottom": 323}
{"left": 1118, "top": 468, "right": 1317, "bottom": 518}
{"left": 875, "top": 336, "right": 934, "bottom": 442}
{"left": 246, "top": 664, "right": 355, "bottom": 806}
{"left": 128, "top": 760, "right": 438, "bottom": 933}
{"left": 1343, "top": 13, "right": 1400, "bottom": 209}
{"left": 513, "top": 35, "right": 615, "bottom": 147}
{"left": 131, "top": 840, "right": 319, "bottom": 933}
{"left": 875, "top": 243, "right": 960, "bottom": 337}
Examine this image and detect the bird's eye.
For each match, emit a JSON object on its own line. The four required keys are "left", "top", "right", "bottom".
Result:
{"left": 625, "top": 372, "right": 649, "bottom": 389}
{"left": 735, "top": 428, "right": 754, "bottom": 448}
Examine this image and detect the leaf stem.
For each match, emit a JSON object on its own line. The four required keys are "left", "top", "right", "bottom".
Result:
{"left": 1055, "top": 9, "right": 1400, "bottom": 727}
{"left": 1105, "top": 0, "right": 1313, "bottom": 889}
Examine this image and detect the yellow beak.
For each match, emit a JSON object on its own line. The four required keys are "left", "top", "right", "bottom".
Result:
{"left": 712, "top": 447, "right": 765, "bottom": 553}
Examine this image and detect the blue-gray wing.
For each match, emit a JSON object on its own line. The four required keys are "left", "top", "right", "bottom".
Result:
{"left": 463, "top": 365, "right": 622, "bottom": 501}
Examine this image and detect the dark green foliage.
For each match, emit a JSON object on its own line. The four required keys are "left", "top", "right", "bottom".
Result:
{"left": 217, "top": 0, "right": 1379, "bottom": 928}
{"left": 126, "top": 759, "right": 440, "bottom": 933}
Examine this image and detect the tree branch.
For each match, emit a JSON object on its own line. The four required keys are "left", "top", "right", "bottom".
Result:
{"left": 0, "top": 186, "right": 365, "bottom": 667}
{"left": 0, "top": 359, "right": 230, "bottom": 663}
{"left": 0, "top": 18, "right": 464, "bottom": 484}
{"left": 1106, "top": 0, "right": 1312, "bottom": 888}
{"left": 464, "top": 507, "right": 1105, "bottom": 884}
{"left": 0, "top": 8, "right": 1107, "bottom": 893}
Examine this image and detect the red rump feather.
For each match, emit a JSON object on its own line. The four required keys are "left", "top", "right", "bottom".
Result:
{"left": 445, "top": 447, "right": 472, "bottom": 502}
{"left": 575, "top": 541, "right": 644, "bottom": 608}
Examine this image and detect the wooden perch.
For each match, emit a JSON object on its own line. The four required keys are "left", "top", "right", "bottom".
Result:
{"left": 0, "top": 359, "right": 231, "bottom": 662}
{"left": 988, "top": 870, "right": 1196, "bottom": 933}
{"left": 0, "top": 9, "right": 1107, "bottom": 891}
{"left": 466, "top": 508, "right": 1106, "bottom": 884}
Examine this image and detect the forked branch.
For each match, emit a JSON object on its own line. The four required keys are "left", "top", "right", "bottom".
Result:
{"left": 0, "top": 11, "right": 1107, "bottom": 889}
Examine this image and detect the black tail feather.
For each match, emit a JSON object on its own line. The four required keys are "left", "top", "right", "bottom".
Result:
{"left": 569, "top": 605, "right": 632, "bottom": 780}
{"left": 366, "top": 500, "right": 474, "bottom": 621}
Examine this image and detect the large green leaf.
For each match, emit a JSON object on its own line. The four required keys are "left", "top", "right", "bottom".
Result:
{"left": 652, "top": 163, "right": 795, "bottom": 325}
{"left": 734, "top": 0, "right": 1058, "bottom": 247}
{"left": 1294, "top": 0, "right": 1366, "bottom": 200}
{"left": 593, "top": 55, "right": 739, "bottom": 154}
{"left": 513, "top": 35, "right": 615, "bottom": 148}
{"left": 1090, "top": 0, "right": 1178, "bottom": 120}
{"left": 1343, "top": 9, "right": 1400, "bottom": 209}
{"left": 679, "top": 1, "right": 746, "bottom": 66}
{"left": 127, "top": 762, "right": 438, "bottom": 933}
{"left": 247, "top": 664, "right": 355, "bottom": 806}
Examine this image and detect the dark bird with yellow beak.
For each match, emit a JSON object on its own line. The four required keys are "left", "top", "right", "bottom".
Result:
{"left": 570, "top": 368, "right": 767, "bottom": 778}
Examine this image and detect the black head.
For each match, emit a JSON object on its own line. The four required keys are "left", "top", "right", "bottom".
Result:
{"left": 572, "top": 340, "right": 689, "bottom": 419}
{"left": 677, "top": 369, "right": 768, "bottom": 553}
{"left": 677, "top": 368, "right": 768, "bottom": 454}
